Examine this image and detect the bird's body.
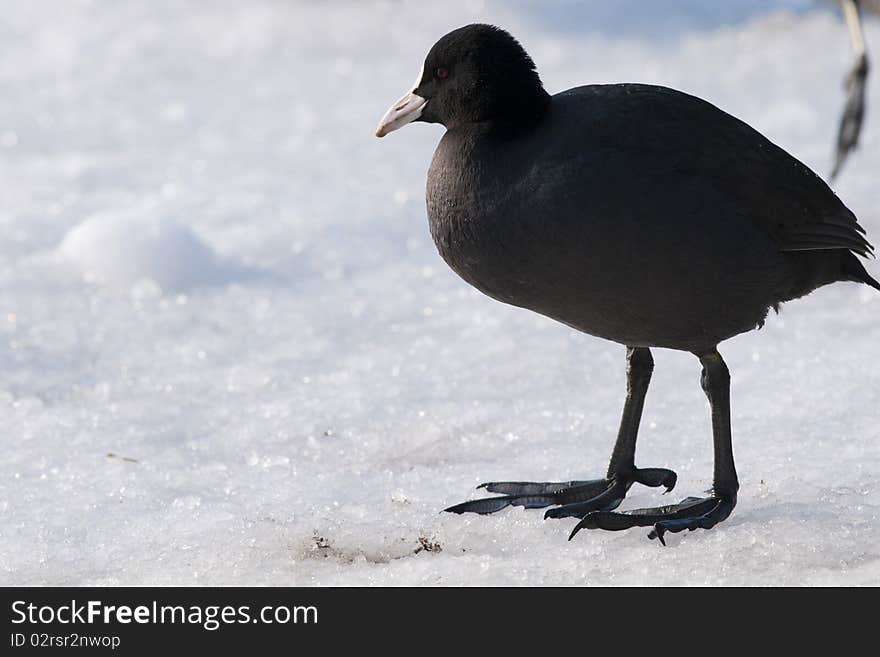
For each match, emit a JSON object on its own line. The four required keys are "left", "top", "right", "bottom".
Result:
{"left": 428, "top": 83, "right": 874, "bottom": 352}
{"left": 376, "top": 24, "right": 878, "bottom": 542}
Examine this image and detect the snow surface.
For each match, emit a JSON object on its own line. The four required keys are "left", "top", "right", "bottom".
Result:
{"left": 1, "top": 0, "right": 879, "bottom": 586}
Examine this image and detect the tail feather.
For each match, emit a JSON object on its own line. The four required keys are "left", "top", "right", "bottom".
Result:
{"left": 843, "top": 252, "right": 880, "bottom": 291}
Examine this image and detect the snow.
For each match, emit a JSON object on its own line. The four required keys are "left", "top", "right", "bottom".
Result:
{"left": 59, "top": 210, "right": 232, "bottom": 291}
{"left": 1, "top": 0, "right": 878, "bottom": 586}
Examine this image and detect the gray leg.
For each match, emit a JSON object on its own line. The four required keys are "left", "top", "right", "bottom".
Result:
{"left": 569, "top": 349, "right": 738, "bottom": 544}
{"left": 444, "top": 346, "right": 676, "bottom": 517}
{"left": 608, "top": 346, "right": 654, "bottom": 478}
{"left": 701, "top": 350, "right": 739, "bottom": 498}
{"left": 831, "top": 0, "right": 869, "bottom": 180}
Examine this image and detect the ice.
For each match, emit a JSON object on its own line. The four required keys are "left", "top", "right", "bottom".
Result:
{"left": 0, "top": 0, "right": 878, "bottom": 586}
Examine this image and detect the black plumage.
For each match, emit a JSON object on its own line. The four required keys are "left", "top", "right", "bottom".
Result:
{"left": 376, "top": 24, "right": 879, "bottom": 542}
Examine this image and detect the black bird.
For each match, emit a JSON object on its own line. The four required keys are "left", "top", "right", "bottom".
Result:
{"left": 375, "top": 24, "right": 879, "bottom": 543}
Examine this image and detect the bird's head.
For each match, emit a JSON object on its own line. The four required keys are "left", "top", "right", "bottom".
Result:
{"left": 375, "top": 24, "right": 549, "bottom": 137}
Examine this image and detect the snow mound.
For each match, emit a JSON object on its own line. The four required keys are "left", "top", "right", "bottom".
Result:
{"left": 59, "top": 212, "right": 230, "bottom": 292}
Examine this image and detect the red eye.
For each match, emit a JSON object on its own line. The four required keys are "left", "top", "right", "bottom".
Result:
{"left": 435, "top": 67, "right": 449, "bottom": 79}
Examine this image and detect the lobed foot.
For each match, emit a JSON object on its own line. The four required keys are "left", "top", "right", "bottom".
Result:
{"left": 443, "top": 467, "right": 676, "bottom": 518}
{"left": 569, "top": 493, "right": 737, "bottom": 545}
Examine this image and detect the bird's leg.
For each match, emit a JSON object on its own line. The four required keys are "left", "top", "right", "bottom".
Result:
{"left": 569, "top": 349, "right": 739, "bottom": 545}
{"left": 444, "top": 346, "right": 677, "bottom": 516}
{"left": 544, "top": 346, "right": 677, "bottom": 518}
{"left": 831, "top": 0, "right": 869, "bottom": 180}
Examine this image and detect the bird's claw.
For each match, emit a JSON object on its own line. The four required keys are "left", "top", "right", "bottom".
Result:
{"left": 568, "top": 494, "right": 737, "bottom": 544}
{"left": 445, "top": 467, "right": 677, "bottom": 517}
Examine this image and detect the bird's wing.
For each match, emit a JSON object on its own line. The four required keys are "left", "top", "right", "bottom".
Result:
{"left": 734, "top": 130, "right": 874, "bottom": 258}
{"left": 617, "top": 85, "right": 875, "bottom": 258}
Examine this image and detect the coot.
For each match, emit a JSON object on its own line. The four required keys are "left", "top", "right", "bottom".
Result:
{"left": 375, "top": 24, "right": 879, "bottom": 543}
